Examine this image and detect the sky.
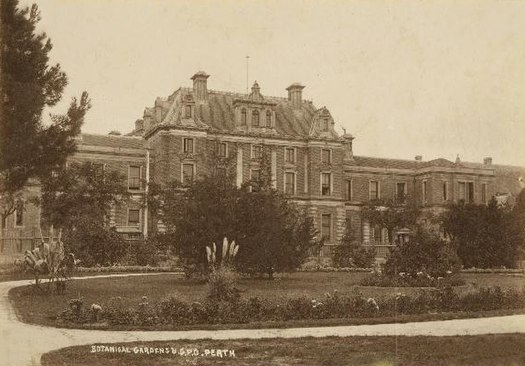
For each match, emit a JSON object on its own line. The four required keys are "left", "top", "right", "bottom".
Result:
{"left": 21, "top": 0, "right": 525, "bottom": 166}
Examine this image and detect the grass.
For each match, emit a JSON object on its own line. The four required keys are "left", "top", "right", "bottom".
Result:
{"left": 9, "top": 272, "right": 525, "bottom": 330}
{"left": 41, "top": 334, "right": 525, "bottom": 366}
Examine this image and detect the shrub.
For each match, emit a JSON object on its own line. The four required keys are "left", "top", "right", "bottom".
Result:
{"left": 383, "top": 227, "right": 461, "bottom": 278}
{"left": 56, "top": 286, "right": 525, "bottom": 327}
{"left": 332, "top": 219, "right": 376, "bottom": 268}
{"left": 206, "top": 267, "right": 240, "bottom": 303}
{"left": 64, "top": 219, "right": 128, "bottom": 267}
{"left": 124, "top": 239, "right": 160, "bottom": 266}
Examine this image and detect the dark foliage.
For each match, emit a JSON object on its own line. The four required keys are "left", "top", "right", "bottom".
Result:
{"left": 442, "top": 199, "right": 523, "bottom": 268}
{"left": 332, "top": 219, "right": 376, "bottom": 268}
{"left": 1, "top": 0, "right": 90, "bottom": 224}
{"left": 383, "top": 227, "right": 462, "bottom": 277}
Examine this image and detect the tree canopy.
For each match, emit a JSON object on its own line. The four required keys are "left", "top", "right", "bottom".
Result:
{"left": 1, "top": 0, "right": 90, "bottom": 226}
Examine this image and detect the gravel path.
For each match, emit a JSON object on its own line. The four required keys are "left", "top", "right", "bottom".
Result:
{"left": 1, "top": 273, "right": 524, "bottom": 366}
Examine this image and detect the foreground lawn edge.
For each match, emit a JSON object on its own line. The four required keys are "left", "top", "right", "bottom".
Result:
{"left": 40, "top": 334, "right": 525, "bottom": 366}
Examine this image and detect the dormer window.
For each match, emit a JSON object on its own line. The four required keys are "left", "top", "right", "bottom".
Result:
{"left": 265, "top": 110, "right": 272, "bottom": 127}
{"left": 185, "top": 105, "right": 192, "bottom": 118}
{"left": 241, "top": 108, "right": 247, "bottom": 125}
{"left": 252, "top": 110, "right": 260, "bottom": 127}
{"left": 321, "top": 118, "right": 329, "bottom": 131}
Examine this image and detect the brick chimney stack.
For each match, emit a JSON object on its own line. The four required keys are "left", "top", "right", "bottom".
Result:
{"left": 191, "top": 71, "right": 210, "bottom": 101}
{"left": 415, "top": 155, "right": 423, "bottom": 162}
{"left": 286, "top": 83, "right": 305, "bottom": 109}
{"left": 483, "top": 157, "right": 493, "bottom": 165}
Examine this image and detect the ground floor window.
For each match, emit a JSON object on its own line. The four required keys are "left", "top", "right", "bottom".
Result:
{"left": 321, "top": 214, "right": 332, "bottom": 242}
{"left": 128, "top": 209, "right": 140, "bottom": 226}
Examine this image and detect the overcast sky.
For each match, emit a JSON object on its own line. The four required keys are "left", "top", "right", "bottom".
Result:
{"left": 22, "top": 0, "right": 525, "bottom": 166}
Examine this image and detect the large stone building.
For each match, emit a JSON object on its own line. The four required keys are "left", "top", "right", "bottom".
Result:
{"left": 2, "top": 71, "right": 524, "bottom": 262}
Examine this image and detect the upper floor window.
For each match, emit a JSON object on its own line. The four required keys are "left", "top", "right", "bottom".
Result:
{"left": 321, "top": 149, "right": 331, "bottom": 164}
{"left": 458, "top": 182, "right": 474, "bottom": 203}
{"left": 369, "top": 181, "right": 379, "bottom": 200}
{"left": 182, "top": 163, "right": 195, "bottom": 185}
{"left": 285, "top": 172, "right": 295, "bottom": 195}
{"left": 321, "top": 119, "right": 329, "bottom": 132}
{"left": 321, "top": 172, "right": 331, "bottom": 196}
{"left": 252, "top": 145, "right": 263, "bottom": 159}
{"left": 345, "top": 179, "right": 352, "bottom": 201}
{"left": 128, "top": 166, "right": 141, "bottom": 190}
{"left": 252, "top": 110, "right": 260, "bottom": 127}
{"left": 218, "top": 142, "right": 228, "bottom": 157}
{"left": 128, "top": 209, "right": 140, "bottom": 226}
{"left": 396, "top": 182, "right": 407, "bottom": 203}
{"left": 241, "top": 108, "right": 247, "bottom": 125}
{"left": 184, "top": 105, "right": 192, "bottom": 118}
{"left": 265, "top": 110, "right": 272, "bottom": 127}
{"left": 285, "top": 147, "right": 295, "bottom": 164}
{"left": 321, "top": 214, "right": 332, "bottom": 242}
{"left": 183, "top": 138, "right": 194, "bottom": 154}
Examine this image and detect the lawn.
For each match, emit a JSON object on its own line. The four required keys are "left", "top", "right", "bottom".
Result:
{"left": 41, "top": 334, "right": 525, "bottom": 366}
{"left": 9, "top": 272, "right": 525, "bottom": 330}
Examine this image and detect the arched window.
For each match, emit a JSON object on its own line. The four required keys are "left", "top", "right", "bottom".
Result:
{"left": 241, "top": 108, "right": 247, "bottom": 125}
{"left": 252, "top": 110, "right": 260, "bottom": 127}
{"left": 266, "top": 110, "right": 272, "bottom": 127}
{"left": 185, "top": 105, "right": 192, "bottom": 118}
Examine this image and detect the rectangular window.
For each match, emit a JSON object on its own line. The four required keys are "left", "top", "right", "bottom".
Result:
{"left": 185, "top": 105, "right": 192, "bottom": 118}
{"left": 218, "top": 142, "right": 228, "bottom": 157}
{"left": 345, "top": 179, "right": 352, "bottom": 201}
{"left": 15, "top": 203, "right": 24, "bottom": 227}
{"left": 285, "top": 147, "right": 295, "bottom": 164}
{"left": 372, "top": 225, "right": 382, "bottom": 244}
{"left": 321, "top": 149, "right": 331, "bottom": 164}
{"left": 458, "top": 182, "right": 474, "bottom": 203}
{"left": 285, "top": 172, "right": 295, "bottom": 195}
{"left": 321, "top": 173, "right": 331, "bottom": 196}
{"left": 252, "top": 145, "right": 262, "bottom": 159}
{"left": 128, "top": 166, "right": 141, "bottom": 190}
{"left": 128, "top": 209, "right": 140, "bottom": 226}
{"left": 443, "top": 181, "right": 449, "bottom": 202}
{"left": 321, "top": 214, "right": 332, "bottom": 242}
{"left": 182, "top": 164, "right": 195, "bottom": 185}
{"left": 183, "top": 138, "right": 194, "bottom": 154}
{"left": 250, "top": 169, "right": 260, "bottom": 192}
{"left": 482, "top": 183, "right": 487, "bottom": 203}
{"left": 216, "top": 167, "right": 227, "bottom": 178}
{"left": 422, "top": 181, "right": 428, "bottom": 204}
{"left": 396, "top": 182, "right": 406, "bottom": 203}
{"left": 369, "top": 181, "right": 379, "bottom": 200}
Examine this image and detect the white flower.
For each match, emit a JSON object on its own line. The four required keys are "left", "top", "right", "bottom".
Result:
{"left": 399, "top": 272, "right": 406, "bottom": 277}
{"left": 90, "top": 304, "right": 102, "bottom": 312}
{"left": 446, "top": 270, "right": 452, "bottom": 275}
{"left": 367, "top": 298, "right": 379, "bottom": 311}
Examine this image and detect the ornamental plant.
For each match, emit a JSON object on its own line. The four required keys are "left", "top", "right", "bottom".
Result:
{"left": 206, "top": 238, "right": 240, "bottom": 303}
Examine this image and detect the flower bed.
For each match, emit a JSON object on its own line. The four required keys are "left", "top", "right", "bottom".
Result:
{"left": 56, "top": 286, "right": 525, "bottom": 327}
{"left": 360, "top": 271, "right": 465, "bottom": 287}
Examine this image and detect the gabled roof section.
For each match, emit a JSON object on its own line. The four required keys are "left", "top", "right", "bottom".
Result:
{"left": 78, "top": 133, "right": 145, "bottom": 150}
{"left": 351, "top": 156, "right": 421, "bottom": 170}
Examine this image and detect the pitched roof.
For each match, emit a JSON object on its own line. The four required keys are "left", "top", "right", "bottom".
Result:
{"left": 351, "top": 156, "right": 421, "bottom": 170}
{"left": 153, "top": 89, "right": 324, "bottom": 139}
{"left": 78, "top": 133, "right": 145, "bottom": 150}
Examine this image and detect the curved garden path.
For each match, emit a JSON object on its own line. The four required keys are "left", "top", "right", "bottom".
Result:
{"left": 1, "top": 273, "right": 525, "bottom": 366}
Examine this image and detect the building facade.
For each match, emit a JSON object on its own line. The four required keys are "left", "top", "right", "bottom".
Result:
{"left": 1, "top": 71, "right": 524, "bottom": 262}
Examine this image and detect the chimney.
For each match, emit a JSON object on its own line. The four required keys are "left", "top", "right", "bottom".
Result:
{"left": 483, "top": 157, "right": 493, "bottom": 165}
{"left": 191, "top": 71, "right": 210, "bottom": 101}
{"left": 286, "top": 83, "right": 305, "bottom": 108}
{"left": 108, "top": 130, "right": 121, "bottom": 136}
{"left": 415, "top": 155, "right": 423, "bottom": 162}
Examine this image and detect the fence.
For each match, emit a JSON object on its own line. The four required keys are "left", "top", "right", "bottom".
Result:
{"left": 0, "top": 229, "right": 48, "bottom": 264}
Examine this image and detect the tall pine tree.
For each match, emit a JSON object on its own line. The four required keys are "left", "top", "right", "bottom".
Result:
{"left": 0, "top": 0, "right": 90, "bottom": 228}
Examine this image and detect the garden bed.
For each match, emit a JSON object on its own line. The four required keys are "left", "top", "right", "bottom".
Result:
{"left": 9, "top": 272, "right": 525, "bottom": 330}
